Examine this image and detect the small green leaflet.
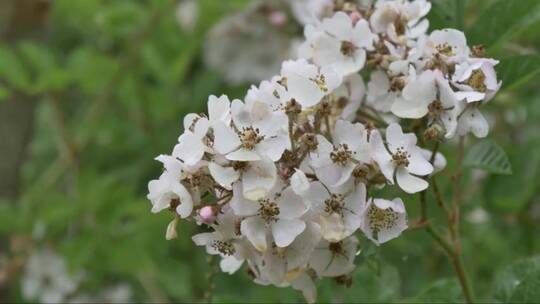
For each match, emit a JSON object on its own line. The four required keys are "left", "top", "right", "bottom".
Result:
{"left": 463, "top": 140, "right": 512, "bottom": 175}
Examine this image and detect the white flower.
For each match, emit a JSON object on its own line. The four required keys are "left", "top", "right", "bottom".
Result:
{"left": 213, "top": 99, "right": 290, "bottom": 162}
{"left": 360, "top": 197, "right": 407, "bottom": 245}
{"left": 147, "top": 171, "right": 193, "bottom": 218}
{"left": 391, "top": 69, "right": 437, "bottom": 118}
{"left": 304, "top": 181, "right": 366, "bottom": 242}
{"left": 291, "top": 169, "right": 310, "bottom": 196}
{"left": 333, "top": 73, "right": 366, "bottom": 121}
{"left": 370, "top": 0, "right": 431, "bottom": 43}
{"left": 289, "top": 0, "right": 334, "bottom": 25}
{"left": 372, "top": 123, "right": 433, "bottom": 194}
{"left": 231, "top": 183, "right": 307, "bottom": 251}
{"left": 309, "top": 236, "right": 358, "bottom": 277}
{"left": 453, "top": 58, "right": 501, "bottom": 103}
{"left": 456, "top": 103, "right": 490, "bottom": 138}
{"left": 280, "top": 58, "right": 342, "bottom": 108}
{"left": 299, "top": 12, "right": 377, "bottom": 77}
{"left": 310, "top": 120, "right": 370, "bottom": 187}
{"left": 22, "top": 249, "right": 82, "bottom": 303}
{"left": 192, "top": 207, "right": 245, "bottom": 274}
{"left": 419, "top": 28, "right": 470, "bottom": 62}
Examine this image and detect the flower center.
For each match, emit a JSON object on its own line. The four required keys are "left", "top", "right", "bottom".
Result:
{"left": 428, "top": 99, "right": 444, "bottom": 117}
{"left": 340, "top": 41, "right": 356, "bottom": 57}
{"left": 328, "top": 241, "right": 345, "bottom": 255}
{"left": 311, "top": 74, "right": 329, "bottom": 92}
{"left": 330, "top": 144, "right": 353, "bottom": 166}
{"left": 392, "top": 146, "right": 410, "bottom": 167}
{"left": 324, "top": 194, "right": 345, "bottom": 216}
{"left": 367, "top": 204, "right": 398, "bottom": 240}
{"left": 466, "top": 69, "right": 487, "bottom": 92}
{"left": 436, "top": 43, "right": 454, "bottom": 56}
{"left": 258, "top": 199, "right": 280, "bottom": 224}
{"left": 390, "top": 76, "right": 405, "bottom": 92}
{"left": 211, "top": 240, "right": 235, "bottom": 256}
{"left": 168, "top": 198, "right": 181, "bottom": 212}
{"left": 240, "top": 127, "right": 263, "bottom": 150}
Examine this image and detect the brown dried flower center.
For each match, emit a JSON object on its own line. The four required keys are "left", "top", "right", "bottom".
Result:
{"left": 328, "top": 241, "right": 345, "bottom": 255}
{"left": 367, "top": 204, "right": 398, "bottom": 239}
{"left": 240, "top": 127, "right": 263, "bottom": 150}
{"left": 340, "top": 41, "right": 356, "bottom": 56}
{"left": 436, "top": 43, "right": 454, "bottom": 56}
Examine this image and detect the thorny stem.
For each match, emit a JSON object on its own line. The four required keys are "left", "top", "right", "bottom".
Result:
{"left": 421, "top": 136, "right": 474, "bottom": 303}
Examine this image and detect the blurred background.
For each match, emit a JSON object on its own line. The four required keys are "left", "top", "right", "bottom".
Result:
{"left": 0, "top": 0, "right": 539, "bottom": 302}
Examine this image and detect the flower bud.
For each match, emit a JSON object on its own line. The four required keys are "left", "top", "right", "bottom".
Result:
{"left": 165, "top": 217, "right": 179, "bottom": 240}
{"left": 269, "top": 11, "right": 287, "bottom": 27}
{"left": 199, "top": 206, "right": 217, "bottom": 224}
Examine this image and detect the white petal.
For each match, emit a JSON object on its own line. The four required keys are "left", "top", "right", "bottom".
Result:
{"left": 213, "top": 122, "right": 241, "bottom": 154}
{"left": 396, "top": 167, "right": 428, "bottom": 194}
{"left": 256, "top": 133, "right": 290, "bottom": 161}
{"left": 322, "top": 12, "right": 353, "bottom": 40}
{"left": 291, "top": 273, "right": 317, "bottom": 304}
{"left": 407, "top": 150, "right": 434, "bottom": 176}
{"left": 276, "top": 188, "right": 307, "bottom": 219}
{"left": 291, "top": 169, "right": 310, "bottom": 196}
{"left": 208, "top": 95, "right": 231, "bottom": 124}
{"left": 208, "top": 162, "right": 239, "bottom": 190}
{"left": 220, "top": 256, "right": 243, "bottom": 274}
{"left": 272, "top": 219, "right": 306, "bottom": 248}
{"left": 174, "top": 132, "right": 205, "bottom": 166}
{"left": 241, "top": 217, "right": 267, "bottom": 252}
{"left": 173, "top": 183, "right": 193, "bottom": 218}
{"left": 226, "top": 148, "right": 261, "bottom": 161}
{"left": 242, "top": 159, "right": 277, "bottom": 201}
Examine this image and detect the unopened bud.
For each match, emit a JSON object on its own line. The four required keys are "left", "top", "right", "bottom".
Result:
{"left": 471, "top": 44, "right": 486, "bottom": 58}
{"left": 285, "top": 99, "right": 302, "bottom": 116}
{"left": 269, "top": 11, "right": 287, "bottom": 27}
{"left": 166, "top": 217, "right": 179, "bottom": 240}
{"left": 423, "top": 124, "right": 443, "bottom": 141}
{"left": 199, "top": 206, "right": 217, "bottom": 224}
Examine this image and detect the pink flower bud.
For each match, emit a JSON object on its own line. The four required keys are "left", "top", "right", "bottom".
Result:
{"left": 269, "top": 11, "right": 287, "bottom": 27}
{"left": 199, "top": 206, "right": 216, "bottom": 224}
{"left": 349, "top": 11, "right": 363, "bottom": 25}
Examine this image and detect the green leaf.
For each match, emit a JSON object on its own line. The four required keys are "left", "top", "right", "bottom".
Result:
{"left": 428, "top": 0, "right": 467, "bottom": 30}
{"left": 497, "top": 55, "right": 540, "bottom": 91}
{"left": 0, "top": 84, "right": 10, "bottom": 100}
{"left": 493, "top": 256, "right": 540, "bottom": 303}
{"left": 0, "top": 45, "right": 31, "bottom": 90}
{"left": 463, "top": 140, "right": 512, "bottom": 175}
{"left": 414, "top": 278, "right": 463, "bottom": 302}
{"left": 467, "top": 0, "right": 540, "bottom": 50}
{"left": 484, "top": 143, "right": 540, "bottom": 211}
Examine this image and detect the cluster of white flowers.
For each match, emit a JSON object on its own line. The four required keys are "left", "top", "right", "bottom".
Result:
{"left": 148, "top": 0, "right": 500, "bottom": 302}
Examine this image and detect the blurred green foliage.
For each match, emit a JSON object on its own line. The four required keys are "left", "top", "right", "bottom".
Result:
{"left": 0, "top": 0, "right": 539, "bottom": 302}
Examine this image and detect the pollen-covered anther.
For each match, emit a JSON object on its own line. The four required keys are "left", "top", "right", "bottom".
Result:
{"left": 312, "top": 74, "right": 329, "bottom": 92}
{"left": 436, "top": 43, "right": 454, "bottom": 56}
{"left": 367, "top": 204, "right": 398, "bottom": 239}
{"left": 466, "top": 69, "right": 487, "bottom": 92}
{"left": 324, "top": 194, "right": 345, "bottom": 216}
{"left": 391, "top": 147, "right": 410, "bottom": 167}
{"left": 240, "top": 127, "right": 264, "bottom": 150}
{"left": 211, "top": 240, "right": 236, "bottom": 256}
{"left": 330, "top": 144, "right": 353, "bottom": 166}
{"left": 258, "top": 199, "right": 280, "bottom": 224}
{"left": 340, "top": 41, "right": 356, "bottom": 56}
